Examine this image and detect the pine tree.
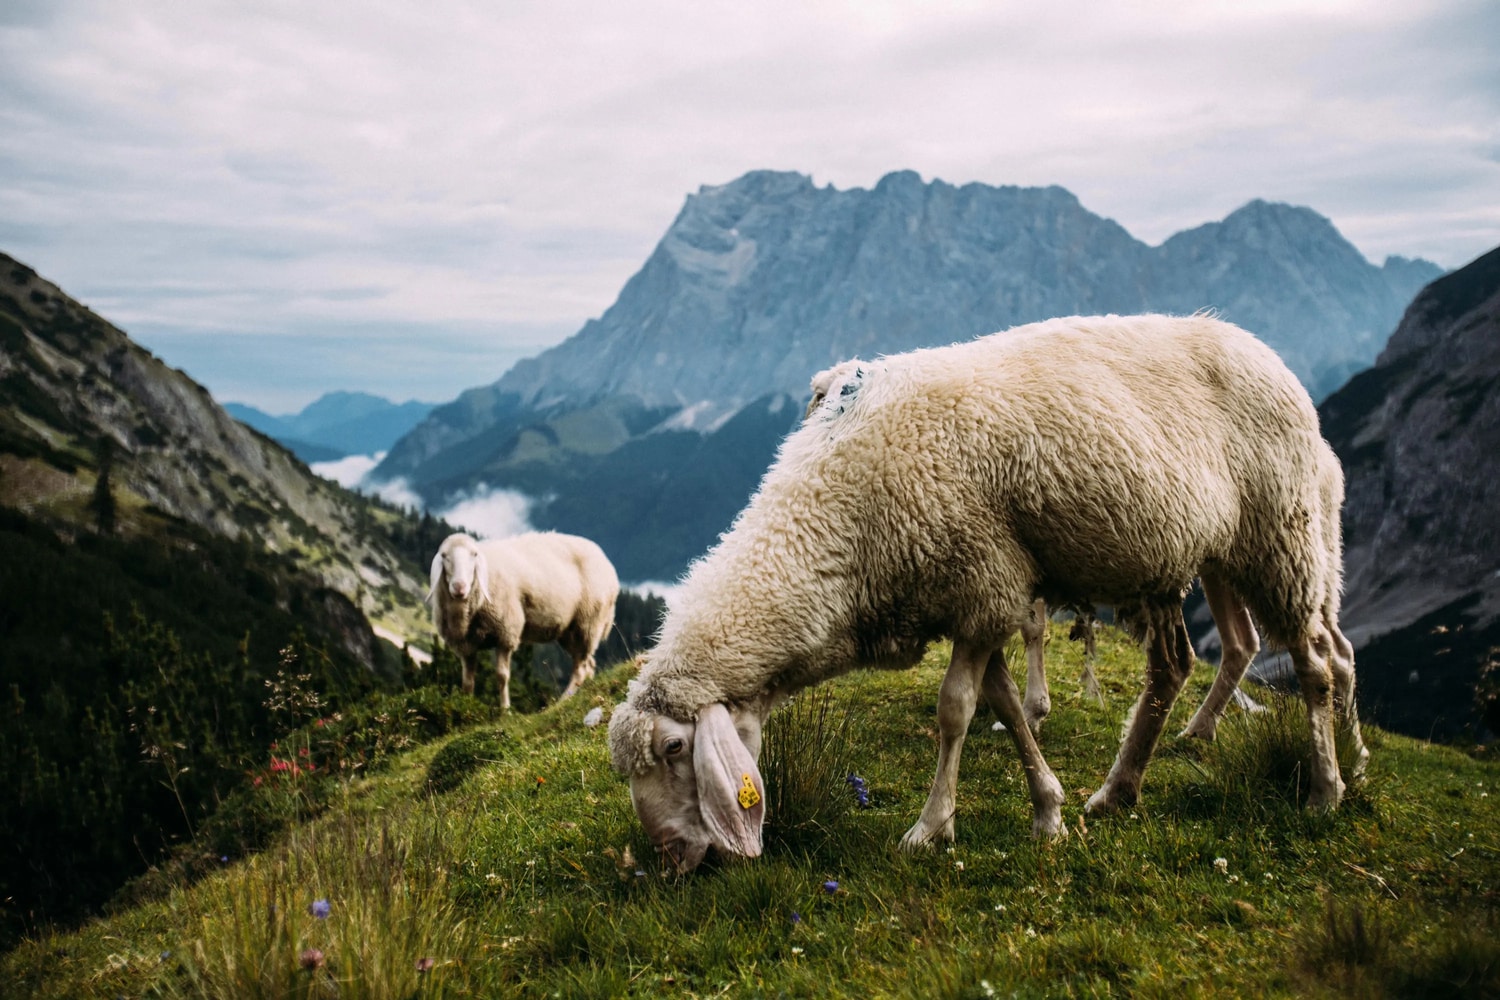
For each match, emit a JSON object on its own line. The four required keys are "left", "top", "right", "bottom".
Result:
{"left": 90, "top": 436, "right": 117, "bottom": 535}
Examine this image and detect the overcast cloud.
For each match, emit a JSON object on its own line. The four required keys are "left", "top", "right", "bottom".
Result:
{"left": 2, "top": 0, "right": 1496, "bottom": 410}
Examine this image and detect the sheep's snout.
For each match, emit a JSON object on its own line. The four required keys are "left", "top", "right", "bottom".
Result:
{"left": 631, "top": 791, "right": 714, "bottom": 873}
{"left": 656, "top": 834, "right": 711, "bottom": 874}
{"left": 449, "top": 578, "right": 470, "bottom": 599}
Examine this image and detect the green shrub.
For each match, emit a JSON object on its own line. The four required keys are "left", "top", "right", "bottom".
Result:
{"left": 426, "top": 727, "right": 509, "bottom": 794}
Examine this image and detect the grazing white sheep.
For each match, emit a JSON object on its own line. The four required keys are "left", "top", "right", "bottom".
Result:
{"left": 428, "top": 532, "right": 619, "bottom": 710}
{"left": 816, "top": 368, "right": 1252, "bottom": 737}
{"left": 609, "top": 314, "right": 1364, "bottom": 872}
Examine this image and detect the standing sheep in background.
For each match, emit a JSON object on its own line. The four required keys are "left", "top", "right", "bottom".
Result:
{"left": 428, "top": 532, "right": 619, "bottom": 710}
{"left": 610, "top": 314, "right": 1365, "bottom": 872}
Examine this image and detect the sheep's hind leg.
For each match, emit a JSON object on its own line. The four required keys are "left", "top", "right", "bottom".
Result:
{"left": 1293, "top": 629, "right": 1345, "bottom": 812}
{"left": 1180, "top": 574, "right": 1261, "bottom": 741}
{"left": 1075, "top": 613, "right": 1104, "bottom": 706}
{"left": 1086, "top": 601, "right": 1194, "bottom": 816}
{"left": 1327, "top": 613, "right": 1368, "bottom": 781}
{"left": 560, "top": 655, "right": 595, "bottom": 701}
{"left": 1020, "top": 598, "right": 1051, "bottom": 735}
{"left": 557, "top": 626, "right": 597, "bottom": 701}
{"left": 984, "top": 645, "right": 1066, "bottom": 839}
{"left": 901, "top": 641, "right": 988, "bottom": 851}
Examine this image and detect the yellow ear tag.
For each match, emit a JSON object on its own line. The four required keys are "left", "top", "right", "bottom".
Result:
{"left": 737, "top": 773, "right": 761, "bottom": 810}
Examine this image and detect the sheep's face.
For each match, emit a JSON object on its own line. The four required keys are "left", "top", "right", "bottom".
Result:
{"left": 611, "top": 702, "right": 766, "bottom": 873}
{"left": 428, "top": 535, "right": 489, "bottom": 605}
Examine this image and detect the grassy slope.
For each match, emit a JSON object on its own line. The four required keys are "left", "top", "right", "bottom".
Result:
{"left": 5, "top": 628, "right": 1497, "bottom": 999}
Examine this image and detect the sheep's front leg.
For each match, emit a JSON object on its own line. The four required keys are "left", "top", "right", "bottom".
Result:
{"left": 983, "top": 646, "right": 1066, "bottom": 839}
{"left": 459, "top": 652, "right": 477, "bottom": 696}
{"left": 901, "top": 641, "right": 987, "bottom": 850}
{"left": 495, "top": 647, "right": 513, "bottom": 713}
{"left": 1087, "top": 603, "right": 1194, "bottom": 815}
{"left": 1020, "top": 599, "right": 1051, "bottom": 735}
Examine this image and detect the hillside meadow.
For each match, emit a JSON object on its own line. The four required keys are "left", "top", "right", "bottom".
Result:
{"left": 4, "top": 626, "right": 1496, "bottom": 999}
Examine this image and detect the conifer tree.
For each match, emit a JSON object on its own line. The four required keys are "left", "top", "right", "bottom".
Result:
{"left": 90, "top": 436, "right": 117, "bottom": 535}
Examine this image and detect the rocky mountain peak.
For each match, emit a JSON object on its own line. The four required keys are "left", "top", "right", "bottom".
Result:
{"left": 1378, "top": 245, "right": 1500, "bottom": 365}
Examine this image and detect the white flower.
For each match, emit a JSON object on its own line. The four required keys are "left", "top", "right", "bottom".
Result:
{"left": 791, "top": 947, "right": 804, "bottom": 955}
{"left": 954, "top": 860, "right": 965, "bottom": 872}
{"left": 583, "top": 706, "right": 604, "bottom": 728}
{"left": 1213, "top": 857, "right": 1229, "bottom": 875}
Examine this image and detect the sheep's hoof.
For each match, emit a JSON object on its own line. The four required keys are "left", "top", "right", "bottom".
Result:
{"left": 1083, "top": 784, "right": 1135, "bottom": 817}
{"left": 898, "top": 820, "right": 953, "bottom": 852}
{"left": 1031, "top": 813, "right": 1067, "bottom": 840}
{"left": 1178, "top": 719, "right": 1218, "bottom": 741}
{"left": 1022, "top": 701, "right": 1050, "bottom": 737}
{"left": 1305, "top": 781, "right": 1345, "bottom": 814}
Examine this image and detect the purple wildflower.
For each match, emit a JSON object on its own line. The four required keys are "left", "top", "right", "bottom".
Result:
{"left": 845, "top": 774, "right": 870, "bottom": 808}
{"left": 789, "top": 911, "right": 803, "bottom": 924}
{"left": 415, "top": 957, "right": 436, "bottom": 974}
{"left": 299, "top": 947, "right": 325, "bottom": 971}
{"left": 822, "top": 880, "right": 839, "bottom": 894}
{"left": 308, "top": 898, "right": 331, "bottom": 919}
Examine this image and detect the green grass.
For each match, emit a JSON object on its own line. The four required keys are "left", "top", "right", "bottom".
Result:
{"left": 5, "top": 626, "right": 1497, "bottom": 998}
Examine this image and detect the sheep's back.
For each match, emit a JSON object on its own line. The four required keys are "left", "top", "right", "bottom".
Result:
{"left": 478, "top": 533, "right": 619, "bottom": 629}
{"left": 771, "top": 314, "right": 1327, "bottom": 639}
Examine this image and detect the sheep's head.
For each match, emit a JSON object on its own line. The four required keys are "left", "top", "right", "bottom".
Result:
{"left": 427, "top": 533, "right": 491, "bottom": 606}
{"left": 804, "top": 359, "right": 865, "bottom": 420}
{"left": 608, "top": 695, "right": 766, "bottom": 873}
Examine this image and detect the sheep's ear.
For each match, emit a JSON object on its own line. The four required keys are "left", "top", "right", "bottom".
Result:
{"left": 473, "top": 547, "right": 491, "bottom": 604}
{"left": 694, "top": 703, "right": 765, "bottom": 857}
{"left": 426, "top": 552, "right": 444, "bottom": 606}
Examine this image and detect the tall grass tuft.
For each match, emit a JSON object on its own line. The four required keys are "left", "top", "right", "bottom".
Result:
{"left": 161, "top": 803, "right": 478, "bottom": 999}
{"left": 1295, "top": 895, "right": 1500, "bottom": 998}
{"left": 1188, "top": 690, "right": 1371, "bottom": 818}
{"left": 759, "top": 688, "right": 859, "bottom": 854}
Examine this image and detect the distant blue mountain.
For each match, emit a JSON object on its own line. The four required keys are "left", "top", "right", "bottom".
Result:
{"left": 227, "top": 391, "right": 435, "bottom": 460}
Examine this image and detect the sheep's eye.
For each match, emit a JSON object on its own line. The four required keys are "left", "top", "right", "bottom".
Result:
{"left": 663, "top": 737, "right": 685, "bottom": 757}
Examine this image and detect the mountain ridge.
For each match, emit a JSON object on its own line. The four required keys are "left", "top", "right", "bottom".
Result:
{"left": 372, "top": 170, "right": 1440, "bottom": 581}
{"left": 0, "top": 251, "right": 430, "bottom": 646}
{"left": 227, "top": 391, "right": 435, "bottom": 460}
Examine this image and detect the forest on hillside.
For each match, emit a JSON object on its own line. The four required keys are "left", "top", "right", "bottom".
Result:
{"left": 0, "top": 505, "right": 666, "bottom": 948}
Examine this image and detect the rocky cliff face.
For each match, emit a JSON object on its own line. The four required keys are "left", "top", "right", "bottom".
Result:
{"left": 0, "top": 253, "right": 427, "bottom": 648}
{"left": 1318, "top": 245, "right": 1500, "bottom": 737}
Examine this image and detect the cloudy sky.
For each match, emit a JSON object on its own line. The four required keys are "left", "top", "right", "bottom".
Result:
{"left": 2, "top": 0, "right": 1496, "bottom": 412}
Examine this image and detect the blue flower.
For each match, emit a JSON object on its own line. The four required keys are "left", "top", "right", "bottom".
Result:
{"left": 845, "top": 774, "right": 871, "bottom": 808}
{"left": 789, "top": 911, "right": 802, "bottom": 924}
{"left": 308, "top": 898, "right": 331, "bottom": 919}
{"left": 822, "top": 880, "right": 839, "bottom": 894}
